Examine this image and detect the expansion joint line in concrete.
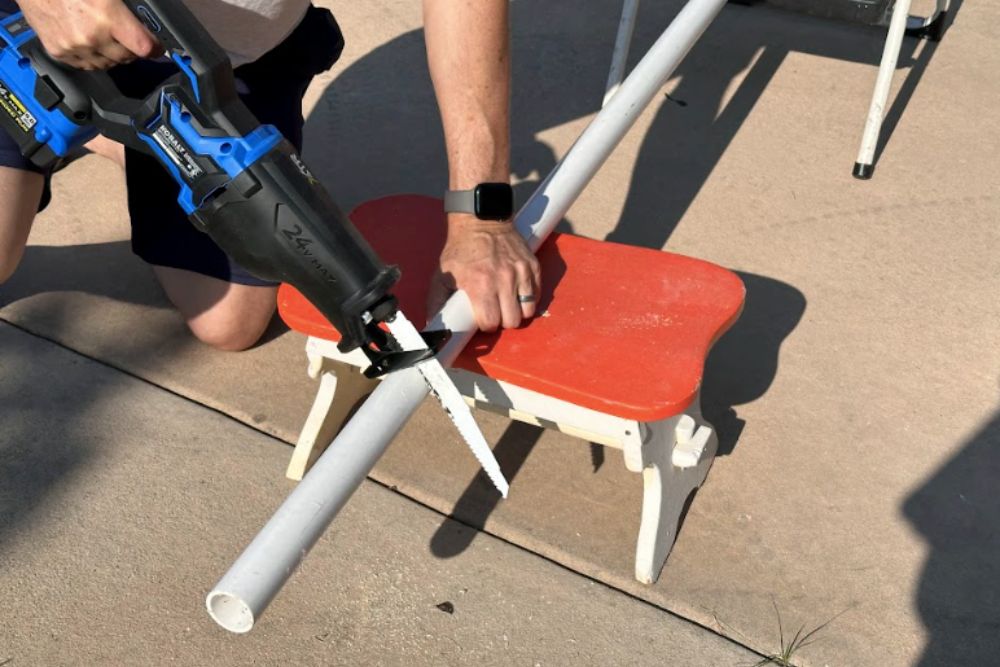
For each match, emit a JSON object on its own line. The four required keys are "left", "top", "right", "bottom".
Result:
{"left": 0, "top": 317, "right": 767, "bottom": 660}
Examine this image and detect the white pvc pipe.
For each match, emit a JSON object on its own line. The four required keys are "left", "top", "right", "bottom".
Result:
{"left": 206, "top": 0, "right": 727, "bottom": 633}
{"left": 853, "top": 0, "right": 913, "bottom": 178}
{"left": 603, "top": 0, "right": 642, "bottom": 107}
{"left": 516, "top": 0, "right": 726, "bottom": 254}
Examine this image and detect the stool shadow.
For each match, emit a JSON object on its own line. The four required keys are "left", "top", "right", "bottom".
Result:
{"left": 703, "top": 271, "right": 807, "bottom": 456}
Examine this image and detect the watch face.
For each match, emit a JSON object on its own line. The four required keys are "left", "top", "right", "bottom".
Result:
{"left": 474, "top": 183, "right": 514, "bottom": 221}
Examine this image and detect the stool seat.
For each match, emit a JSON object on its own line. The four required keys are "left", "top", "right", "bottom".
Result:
{"left": 278, "top": 195, "right": 744, "bottom": 422}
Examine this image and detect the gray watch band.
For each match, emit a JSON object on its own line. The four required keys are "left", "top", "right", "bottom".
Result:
{"left": 443, "top": 189, "right": 476, "bottom": 214}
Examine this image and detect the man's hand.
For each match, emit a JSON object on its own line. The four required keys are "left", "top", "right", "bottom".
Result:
{"left": 18, "top": 0, "right": 159, "bottom": 70}
{"left": 428, "top": 216, "right": 541, "bottom": 332}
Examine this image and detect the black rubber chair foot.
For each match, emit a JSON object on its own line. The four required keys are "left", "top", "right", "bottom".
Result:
{"left": 906, "top": 10, "right": 949, "bottom": 42}
{"left": 853, "top": 162, "right": 874, "bottom": 180}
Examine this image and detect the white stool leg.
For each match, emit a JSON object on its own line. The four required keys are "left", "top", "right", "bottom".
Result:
{"left": 853, "top": 0, "right": 914, "bottom": 179}
{"left": 632, "top": 405, "right": 718, "bottom": 584}
{"left": 285, "top": 351, "right": 377, "bottom": 481}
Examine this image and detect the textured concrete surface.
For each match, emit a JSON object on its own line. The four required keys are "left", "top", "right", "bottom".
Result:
{"left": 0, "top": 323, "right": 757, "bottom": 666}
{"left": 1, "top": 1, "right": 998, "bottom": 665}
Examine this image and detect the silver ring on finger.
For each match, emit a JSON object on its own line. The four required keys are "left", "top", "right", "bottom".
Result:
{"left": 517, "top": 294, "right": 536, "bottom": 304}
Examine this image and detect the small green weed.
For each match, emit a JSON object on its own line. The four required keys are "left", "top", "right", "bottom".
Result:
{"left": 712, "top": 598, "right": 848, "bottom": 667}
{"left": 751, "top": 599, "right": 845, "bottom": 667}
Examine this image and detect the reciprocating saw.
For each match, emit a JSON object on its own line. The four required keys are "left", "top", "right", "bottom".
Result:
{"left": 0, "top": 1, "right": 509, "bottom": 495}
{"left": 0, "top": 0, "right": 422, "bottom": 374}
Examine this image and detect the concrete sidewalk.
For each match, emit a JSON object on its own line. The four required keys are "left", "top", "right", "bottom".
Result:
{"left": 1, "top": 1, "right": 998, "bottom": 665}
{"left": 0, "top": 322, "right": 757, "bottom": 665}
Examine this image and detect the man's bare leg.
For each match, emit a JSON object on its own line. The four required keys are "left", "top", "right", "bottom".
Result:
{"left": 79, "top": 137, "right": 273, "bottom": 351}
{"left": 0, "top": 167, "right": 44, "bottom": 283}
{"left": 3, "top": 147, "right": 273, "bottom": 351}
{"left": 152, "top": 265, "right": 277, "bottom": 352}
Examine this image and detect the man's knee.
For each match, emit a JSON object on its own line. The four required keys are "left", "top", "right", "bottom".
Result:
{"left": 187, "top": 315, "right": 271, "bottom": 352}
{"left": 181, "top": 289, "right": 276, "bottom": 352}
{"left": 151, "top": 266, "right": 277, "bottom": 352}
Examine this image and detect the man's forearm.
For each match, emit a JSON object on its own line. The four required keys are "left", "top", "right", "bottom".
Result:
{"left": 421, "top": 0, "right": 538, "bottom": 332}
{"left": 422, "top": 0, "right": 510, "bottom": 190}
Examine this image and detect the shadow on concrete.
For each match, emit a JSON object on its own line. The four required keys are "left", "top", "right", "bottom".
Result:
{"left": 605, "top": 0, "right": 960, "bottom": 247}
{"left": 0, "top": 239, "right": 288, "bottom": 348}
{"left": 430, "top": 421, "right": 545, "bottom": 558}
{"left": 0, "top": 241, "right": 165, "bottom": 310}
{"left": 304, "top": 0, "right": 952, "bottom": 236}
{"left": 0, "top": 242, "right": 171, "bottom": 549}
{"left": 0, "top": 326, "right": 94, "bottom": 551}
{"left": 703, "top": 272, "right": 806, "bottom": 455}
{"left": 903, "top": 403, "right": 1000, "bottom": 665}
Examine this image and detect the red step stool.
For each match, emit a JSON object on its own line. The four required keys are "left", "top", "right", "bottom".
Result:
{"left": 277, "top": 195, "right": 744, "bottom": 583}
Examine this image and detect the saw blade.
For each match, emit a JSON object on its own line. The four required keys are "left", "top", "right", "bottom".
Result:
{"left": 386, "top": 313, "right": 510, "bottom": 498}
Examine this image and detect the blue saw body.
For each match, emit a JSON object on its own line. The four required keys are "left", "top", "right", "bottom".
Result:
{"left": 0, "top": 11, "right": 280, "bottom": 214}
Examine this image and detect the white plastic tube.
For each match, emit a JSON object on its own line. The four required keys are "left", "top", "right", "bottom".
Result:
{"left": 206, "top": 0, "right": 728, "bottom": 633}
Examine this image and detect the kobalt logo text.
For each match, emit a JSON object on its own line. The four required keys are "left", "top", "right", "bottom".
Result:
{"left": 155, "top": 125, "right": 204, "bottom": 178}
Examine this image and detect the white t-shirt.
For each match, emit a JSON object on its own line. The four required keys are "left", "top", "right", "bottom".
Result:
{"left": 185, "top": 0, "right": 311, "bottom": 65}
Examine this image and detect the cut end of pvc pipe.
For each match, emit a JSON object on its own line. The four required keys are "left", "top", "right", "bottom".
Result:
{"left": 206, "top": 591, "right": 255, "bottom": 634}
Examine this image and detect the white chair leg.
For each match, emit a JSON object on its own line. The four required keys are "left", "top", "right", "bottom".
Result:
{"left": 905, "top": 0, "right": 949, "bottom": 41}
{"left": 285, "top": 353, "right": 377, "bottom": 481}
{"left": 603, "top": 0, "right": 641, "bottom": 106}
{"left": 853, "top": 0, "right": 914, "bottom": 179}
{"left": 633, "top": 406, "right": 718, "bottom": 584}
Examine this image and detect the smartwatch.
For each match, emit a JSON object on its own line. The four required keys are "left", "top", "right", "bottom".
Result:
{"left": 444, "top": 183, "right": 514, "bottom": 221}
